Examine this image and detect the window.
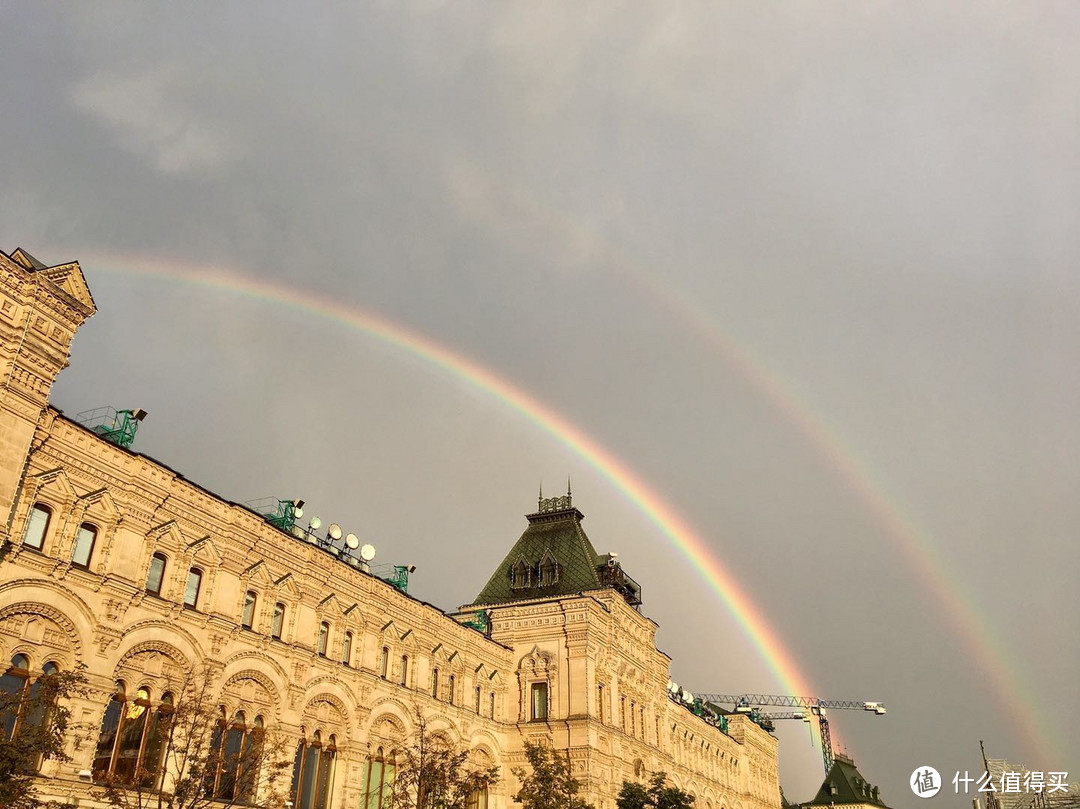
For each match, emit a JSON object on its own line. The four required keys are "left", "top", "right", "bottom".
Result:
{"left": 0, "top": 654, "right": 31, "bottom": 740}
{"left": 184, "top": 568, "right": 202, "bottom": 609}
{"left": 539, "top": 555, "right": 558, "bottom": 586}
{"left": 631, "top": 700, "right": 636, "bottom": 736}
{"left": 206, "top": 709, "right": 264, "bottom": 802}
{"left": 145, "top": 553, "right": 167, "bottom": 595}
{"left": 431, "top": 668, "right": 439, "bottom": 699}
{"left": 447, "top": 674, "right": 454, "bottom": 706}
{"left": 71, "top": 523, "right": 97, "bottom": 568}
{"left": 511, "top": 560, "right": 530, "bottom": 589}
{"left": 530, "top": 682, "right": 548, "bottom": 721}
{"left": 360, "top": 747, "right": 395, "bottom": 809}
{"left": 93, "top": 684, "right": 170, "bottom": 786}
{"left": 242, "top": 591, "right": 257, "bottom": 630}
{"left": 489, "top": 692, "right": 495, "bottom": 719}
{"left": 620, "top": 695, "right": 626, "bottom": 730}
{"left": 399, "top": 655, "right": 408, "bottom": 686}
{"left": 342, "top": 632, "right": 353, "bottom": 666}
{"left": 640, "top": 705, "right": 646, "bottom": 739}
{"left": 598, "top": 684, "right": 605, "bottom": 723}
{"left": 23, "top": 504, "right": 51, "bottom": 550}
{"left": 379, "top": 648, "right": 389, "bottom": 679}
{"left": 474, "top": 685, "right": 482, "bottom": 714}
{"left": 467, "top": 788, "right": 490, "bottom": 809}
{"left": 291, "top": 730, "right": 336, "bottom": 809}
{"left": 317, "top": 623, "right": 329, "bottom": 657}
{"left": 272, "top": 603, "right": 285, "bottom": 639}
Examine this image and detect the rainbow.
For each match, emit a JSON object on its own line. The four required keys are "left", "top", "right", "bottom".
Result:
{"left": 68, "top": 250, "right": 819, "bottom": 708}
{"left": 621, "top": 272, "right": 1061, "bottom": 765}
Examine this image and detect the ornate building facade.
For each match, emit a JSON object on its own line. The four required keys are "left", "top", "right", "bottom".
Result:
{"left": 0, "top": 247, "right": 780, "bottom": 809}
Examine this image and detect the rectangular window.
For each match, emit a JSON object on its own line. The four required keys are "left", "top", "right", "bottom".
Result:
{"left": 23, "top": 505, "right": 51, "bottom": 550}
{"left": 598, "top": 684, "right": 605, "bottom": 723}
{"left": 242, "top": 591, "right": 257, "bottom": 629}
{"left": 272, "top": 604, "right": 285, "bottom": 639}
{"left": 530, "top": 682, "right": 548, "bottom": 721}
{"left": 71, "top": 524, "right": 97, "bottom": 568}
{"left": 317, "top": 623, "right": 329, "bottom": 657}
{"left": 184, "top": 569, "right": 202, "bottom": 609}
{"left": 146, "top": 554, "right": 166, "bottom": 595}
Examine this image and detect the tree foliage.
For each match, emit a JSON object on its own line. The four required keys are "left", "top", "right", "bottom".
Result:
{"left": 0, "top": 664, "right": 87, "bottom": 809}
{"left": 617, "top": 773, "right": 695, "bottom": 809}
{"left": 513, "top": 740, "right": 594, "bottom": 809}
{"left": 389, "top": 711, "right": 499, "bottom": 809}
{"left": 97, "top": 666, "right": 291, "bottom": 809}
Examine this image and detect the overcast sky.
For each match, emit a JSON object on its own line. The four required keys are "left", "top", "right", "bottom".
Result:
{"left": 3, "top": 3, "right": 1078, "bottom": 806}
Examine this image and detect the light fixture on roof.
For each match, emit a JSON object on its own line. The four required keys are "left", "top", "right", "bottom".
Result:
{"left": 345, "top": 533, "right": 359, "bottom": 550}
{"left": 328, "top": 523, "right": 343, "bottom": 541}
{"left": 308, "top": 516, "right": 322, "bottom": 531}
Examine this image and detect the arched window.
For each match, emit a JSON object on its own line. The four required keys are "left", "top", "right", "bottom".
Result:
{"left": 317, "top": 623, "right": 329, "bottom": 657}
{"left": 242, "top": 591, "right": 257, "bottom": 630}
{"left": 110, "top": 686, "right": 153, "bottom": 782}
{"left": 0, "top": 654, "right": 32, "bottom": 739}
{"left": 431, "top": 668, "right": 439, "bottom": 699}
{"left": 145, "top": 553, "right": 167, "bottom": 596}
{"left": 379, "top": 647, "right": 389, "bottom": 679}
{"left": 206, "top": 709, "right": 264, "bottom": 802}
{"left": 447, "top": 674, "right": 455, "bottom": 705}
{"left": 92, "top": 681, "right": 126, "bottom": 778}
{"left": 467, "top": 787, "right": 490, "bottom": 809}
{"left": 184, "top": 568, "right": 203, "bottom": 609}
{"left": 474, "top": 685, "right": 482, "bottom": 713}
{"left": 399, "top": 656, "right": 408, "bottom": 686}
{"left": 360, "top": 746, "right": 395, "bottom": 809}
{"left": 23, "top": 504, "right": 51, "bottom": 550}
{"left": 291, "top": 729, "right": 336, "bottom": 809}
{"left": 272, "top": 603, "right": 285, "bottom": 640}
{"left": 71, "top": 523, "right": 97, "bottom": 568}
{"left": 342, "top": 632, "right": 353, "bottom": 666}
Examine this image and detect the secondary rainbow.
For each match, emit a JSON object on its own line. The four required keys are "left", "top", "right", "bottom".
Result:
{"left": 72, "top": 250, "right": 821, "bottom": 708}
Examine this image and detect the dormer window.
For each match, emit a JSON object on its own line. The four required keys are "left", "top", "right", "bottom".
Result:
{"left": 511, "top": 560, "right": 530, "bottom": 590}
{"left": 538, "top": 553, "right": 559, "bottom": 587}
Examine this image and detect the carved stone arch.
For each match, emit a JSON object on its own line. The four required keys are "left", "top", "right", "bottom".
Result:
{"left": 301, "top": 692, "right": 351, "bottom": 743}
{"left": 422, "top": 712, "right": 462, "bottom": 745}
{"left": 365, "top": 706, "right": 409, "bottom": 749}
{"left": 0, "top": 583, "right": 94, "bottom": 657}
{"left": 221, "top": 650, "right": 290, "bottom": 696}
{"left": 222, "top": 669, "right": 278, "bottom": 721}
{"left": 301, "top": 676, "right": 359, "bottom": 719}
{"left": 467, "top": 729, "right": 503, "bottom": 760}
{"left": 0, "top": 599, "right": 86, "bottom": 666}
{"left": 364, "top": 696, "right": 413, "bottom": 737}
{"left": 112, "top": 620, "right": 205, "bottom": 670}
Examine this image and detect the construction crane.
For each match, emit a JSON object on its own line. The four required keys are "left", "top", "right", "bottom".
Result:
{"left": 697, "top": 693, "right": 886, "bottom": 775}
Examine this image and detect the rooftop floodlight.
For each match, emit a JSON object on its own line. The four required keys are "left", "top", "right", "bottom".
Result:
{"left": 294, "top": 499, "right": 305, "bottom": 510}
{"left": 309, "top": 516, "right": 322, "bottom": 531}
{"left": 405, "top": 564, "right": 416, "bottom": 573}
{"left": 133, "top": 409, "right": 148, "bottom": 421}
{"left": 328, "top": 523, "right": 343, "bottom": 541}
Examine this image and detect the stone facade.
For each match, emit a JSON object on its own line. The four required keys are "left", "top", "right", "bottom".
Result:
{"left": 0, "top": 247, "right": 780, "bottom": 809}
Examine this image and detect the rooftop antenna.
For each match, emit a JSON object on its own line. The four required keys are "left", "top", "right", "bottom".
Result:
{"left": 567, "top": 475, "right": 571, "bottom": 498}
{"left": 538, "top": 481, "right": 543, "bottom": 510}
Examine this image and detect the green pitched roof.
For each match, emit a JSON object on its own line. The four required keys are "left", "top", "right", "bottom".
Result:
{"left": 806, "top": 755, "right": 890, "bottom": 808}
{"left": 468, "top": 499, "right": 607, "bottom": 607}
